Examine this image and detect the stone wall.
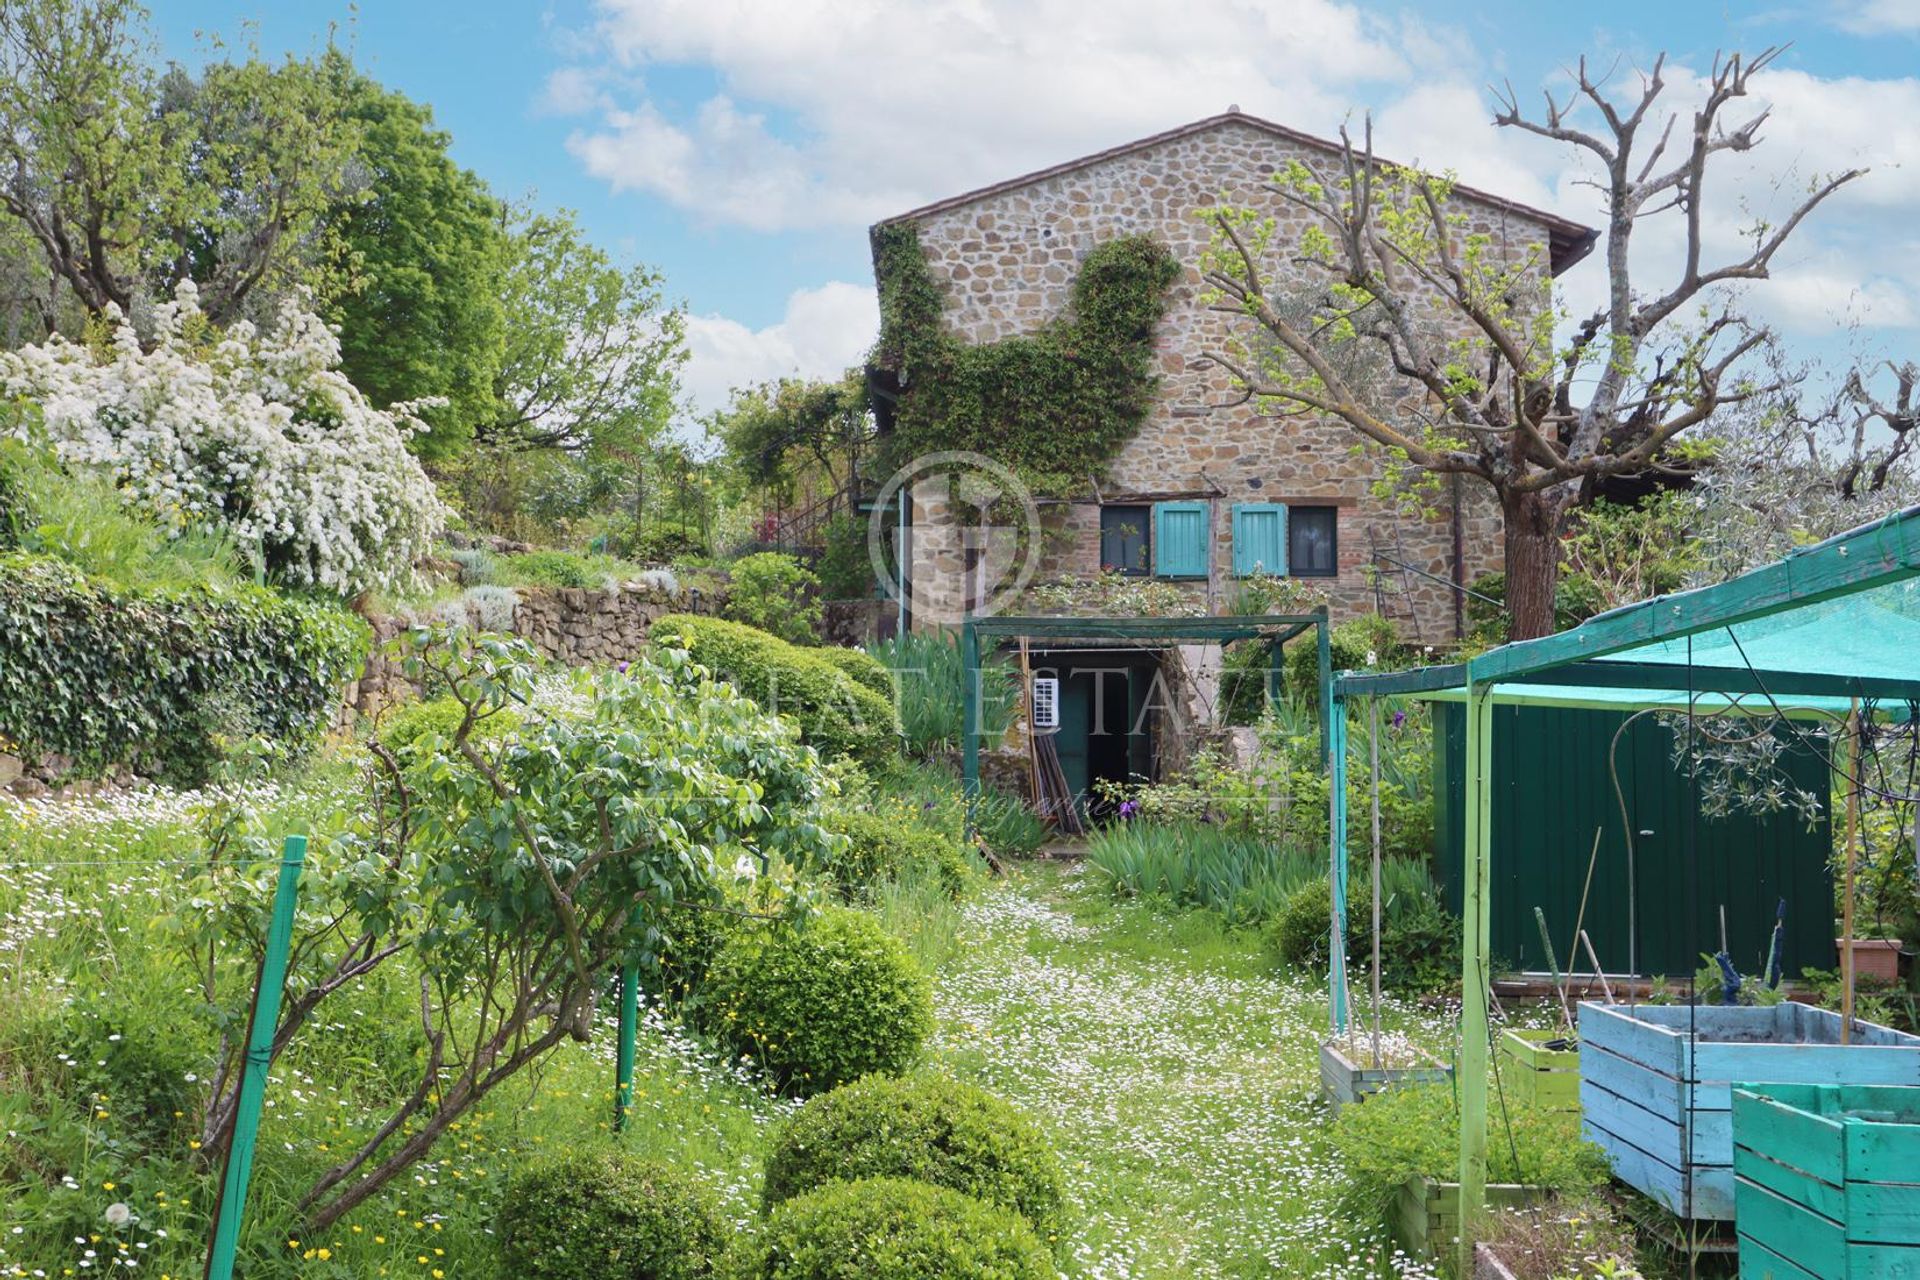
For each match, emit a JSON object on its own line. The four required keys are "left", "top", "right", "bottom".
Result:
{"left": 341, "top": 582, "right": 722, "bottom": 726}
{"left": 893, "top": 113, "right": 1556, "bottom": 644}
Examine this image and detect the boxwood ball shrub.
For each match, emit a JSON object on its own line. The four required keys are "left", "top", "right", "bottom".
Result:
{"left": 650, "top": 614, "right": 896, "bottom": 766}
{"left": 762, "top": 1074, "right": 1066, "bottom": 1241}
{"left": 823, "top": 810, "right": 975, "bottom": 899}
{"left": 497, "top": 1149, "right": 726, "bottom": 1280}
{"left": 701, "top": 904, "right": 932, "bottom": 1095}
{"left": 732, "top": 1176, "right": 1053, "bottom": 1280}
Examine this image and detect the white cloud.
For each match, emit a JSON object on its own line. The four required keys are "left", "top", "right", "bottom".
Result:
{"left": 679, "top": 280, "right": 878, "bottom": 425}
{"left": 560, "top": 0, "right": 1421, "bottom": 231}
{"left": 1830, "top": 0, "right": 1920, "bottom": 34}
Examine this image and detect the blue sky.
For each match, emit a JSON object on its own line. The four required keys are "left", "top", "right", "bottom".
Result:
{"left": 152, "top": 1, "right": 1920, "bottom": 421}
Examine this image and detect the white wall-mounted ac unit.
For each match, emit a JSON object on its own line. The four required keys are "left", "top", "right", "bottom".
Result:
{"left": 1031, "top": 676, "right": 1059, "bottom": 730}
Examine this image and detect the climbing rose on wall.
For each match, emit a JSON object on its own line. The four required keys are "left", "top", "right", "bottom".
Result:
{"left": 0, "top": 281, "right": 446, "bottom": 596}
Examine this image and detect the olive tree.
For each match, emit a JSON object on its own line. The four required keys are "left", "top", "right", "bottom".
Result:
{"left": 1199, "top": 48, "right": 1863, "bottom": 638}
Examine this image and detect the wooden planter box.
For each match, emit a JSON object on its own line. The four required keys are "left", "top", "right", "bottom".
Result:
{"left": 1319, "top": 1040, "right": 1451, "bottom": 1111}
{"left": 1840, "top": 938, "right": 1904, "bottom": 982}
{"left": 1499, "top": 1028, "right": 1580, "bottom": 1113}
{"left": 1578, "top": 1001, "right": 1920, "bottom": 1221}
{"left": 1733, "top": 1082, "right": 1920, "bottom": 1279}
{"left": 1390, "top": 1176, "right": 1546, "bottom": 1259}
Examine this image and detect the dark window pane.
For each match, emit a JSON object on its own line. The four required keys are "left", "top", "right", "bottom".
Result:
{"left": 1100, "top": 505, "right": 1150, "bottom": 575}
{"left": 1289, "top": 506, "right": 1338, "bottom": 577}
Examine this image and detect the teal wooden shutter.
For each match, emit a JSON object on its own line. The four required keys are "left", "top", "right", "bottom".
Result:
{"left": 1231, "top": 503, "right": 1288, "bottom": 577}
{"left": 1153, "top": 502, "right": 1208, "bottom": 578}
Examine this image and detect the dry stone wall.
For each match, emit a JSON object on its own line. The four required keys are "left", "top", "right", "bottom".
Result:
{"left": 341, "top": 582, "right": 723, "bottom": 726}
{"left": 899, "top": 114, "right": 1557, "bottom": 643}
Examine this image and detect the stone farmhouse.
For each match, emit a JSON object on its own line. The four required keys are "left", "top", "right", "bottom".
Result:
{"left": 867, "top": 108, "right": 1595, "bottom": 647}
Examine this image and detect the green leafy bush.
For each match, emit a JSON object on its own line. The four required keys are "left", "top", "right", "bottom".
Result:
{"left": 731, "top": 1176, "right": 1053, "bottom": 1280}
{"left": 824, "top": 810, "right": 976, "bottom": 899}
{"left": 1333, "top": 1083, "right": 1608, "bottom": 1219}
{"left": 501, "top": 548, "right": 608, "bottom": 589}
{"left": 701, "top": 904, "right": 932, "bottom": 1095}
{"left": 0, "top": 553, "right": 368, "bottom": 784}
{"left": 497, "top": 1148, "right": 727, "bottom": 1280}
{"left": 762, "top": 1075, "right": 1067, "bottom": 1240}
{"left": 650, "top": 614, "right": 896, "bottom": 766}
{"left": 815, "top": 512, "right": 874, "bottom": 599}
{"left": 725, "top": 551, "right": 823, "bottom": 645}
{"left": 818, "top": 646, "right": 893, "bottom": 698}
{"left": 1265, "top": 868, "right": 1461, "bottom": 995}
{"left": 1284, "top": 613, "right": 1406, "bottom": 703}
{"left": 625, "top": 524, "right": 707, "bottom": 564}
{"left": 373, "top": 694, "right": 520, "bottom": 753}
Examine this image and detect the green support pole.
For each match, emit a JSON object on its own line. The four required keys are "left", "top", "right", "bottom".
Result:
{"left": 204, "top": 834, "right": 308, "bottom": 1280}
{"left": 1315, "top": 608, "right": 1332, "bottom": 765}
{"left": 1265, "top": 639, "right": 1281, "bottom": 712}
{"left": 1328, "top": 693, "right": 1350, "bottom": 1036}
{"left": 614, "top": 963, "right": 638, "bottom": 1131}
{"left": 1456, "top": 683, "right": 1495, "bottom": 1278}
{"left": 961, "top": 618, "right": 981, "bottom": 838}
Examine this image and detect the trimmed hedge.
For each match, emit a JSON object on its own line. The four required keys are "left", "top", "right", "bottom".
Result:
{"left": 701, "top": 905, "right": 932, "bottom": 1096}
{"left": 732, "top": 1176, "right": 1053, "bottom": 1280}
{"left": 822, "top": 810, "right": 975, "bottom": 899}
{"left": 497, "top": 1149, "right": 726, "bottom": 1280}
{"left": 818, "top": 645, "right": 893, "bottom": 699}
{"left": 373, "top": 694, "right": 520, "bottom": 754}
{"left": 650, "top": 614, "right": 896, "bottom": 765}
{"left": 762, "top": 1075, "right": 1066, "bottom": 1240}
{"left": 0, "top": 552, "right": 367, "bottom": 784}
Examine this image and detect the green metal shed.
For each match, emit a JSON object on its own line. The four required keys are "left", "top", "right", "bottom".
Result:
{"left": 1429, "top": 699, "right": 1834, "bottom": 980}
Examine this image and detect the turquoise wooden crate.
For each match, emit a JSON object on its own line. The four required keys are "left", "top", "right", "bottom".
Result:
{"left": 1732, "top": 1082, "right": 1920, "bottom": 1278}
{"left": 1577, "top": 1001, "right": 1920, "bottom": 1222}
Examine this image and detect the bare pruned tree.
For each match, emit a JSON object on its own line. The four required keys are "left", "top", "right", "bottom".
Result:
{"left": 1199, "top": 47, "right": 1864, "bottom": 638}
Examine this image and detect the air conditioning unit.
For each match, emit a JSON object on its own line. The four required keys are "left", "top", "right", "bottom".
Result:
{"left": 1031, "top": 677, "right": 1059, "bottom": 730}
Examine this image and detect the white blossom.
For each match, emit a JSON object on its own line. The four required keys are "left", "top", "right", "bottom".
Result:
{"left": 0, "top": 281, "right": 447, "bottom": 596}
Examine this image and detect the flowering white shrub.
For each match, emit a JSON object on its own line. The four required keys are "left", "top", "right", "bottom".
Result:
{"left": 0, "top": 281, "right": 446, "bottom": 596}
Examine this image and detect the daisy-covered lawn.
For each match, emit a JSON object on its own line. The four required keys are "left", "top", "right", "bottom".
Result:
{"left": 926, "top": 862, "right": 1449, "bottom": 1280}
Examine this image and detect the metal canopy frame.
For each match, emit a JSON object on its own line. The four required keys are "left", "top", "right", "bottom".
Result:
{"left": 960, "top": 609, "right": 1332, "bottom": 830}
{"left": 1324, "top": 505, "right": 1920, "bottom": 1276}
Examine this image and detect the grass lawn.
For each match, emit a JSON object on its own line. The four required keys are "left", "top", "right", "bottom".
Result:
{"left": 0, "top": 779, "right": 1452, "bottom": 1279}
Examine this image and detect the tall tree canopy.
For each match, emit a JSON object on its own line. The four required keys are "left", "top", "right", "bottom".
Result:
{"left": 1200, "top": 48, "right": 1861, "bottom": 638}
{"left": 323, "top": 56, "right": 506, "bottom": 458}
{"left": 714, "top": 372, "right": 872, "bottom": 501}
{"left": 485, "top": 205, "right": 685, "bottom": 458}
{"left": 0, "top": 0, "right": 359, "bottom": 330}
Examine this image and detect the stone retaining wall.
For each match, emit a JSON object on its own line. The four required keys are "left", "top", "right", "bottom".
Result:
{"left": 341, "top": 582, "right": 724, "bottom": 725}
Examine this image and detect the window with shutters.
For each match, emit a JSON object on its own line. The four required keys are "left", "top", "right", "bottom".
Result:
{"left": 1288, "top": 506, "right": 1338, "bottom": 577}
{"left": 1230, "top": 503, "right": 1288, "bottom": 577}
{"left": 1152, "top": 502, "right": 1208, "bottom": 578}
{"left": 1099, "top": 505, "right": 1150, "bottom": 576}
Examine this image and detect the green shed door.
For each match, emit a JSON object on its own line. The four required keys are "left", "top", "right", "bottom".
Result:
{"left": 1432, "top": 702, "right": 1835, "bottom": 979}
{"left": 1052, "top": 674, "right": 1091, "bottom": 811}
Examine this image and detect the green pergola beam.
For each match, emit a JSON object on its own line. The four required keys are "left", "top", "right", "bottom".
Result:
{"left": 1334, "top": 663, "right": 1470, "bottom": 698}
{"left": 1328, "top": 694, "right": 1350, "bottom": 1033}
{"left": 1466, "top": 508, "right": 1920, "bottom": 685}
{"left": 1507, "top": 660, "right": 1920, "bottom": 705}
{"left": 1456, "top": 683, "right": 1496, "bottom": 1279}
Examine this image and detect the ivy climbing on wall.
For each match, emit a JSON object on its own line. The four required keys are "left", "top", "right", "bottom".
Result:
{"left": 870, "top": 223, "right": 1181, "bottom": 495}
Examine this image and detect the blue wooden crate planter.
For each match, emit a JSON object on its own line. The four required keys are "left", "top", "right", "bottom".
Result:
{"left": 1319, "top": 1041, "right": 1452, "bottom": 1111}
{"left": 1577, "top": 1001, "right": 1920, "bottom": 1222}
{"left": 1732, "top": 1082, "right": 1920, "bottom": 1279}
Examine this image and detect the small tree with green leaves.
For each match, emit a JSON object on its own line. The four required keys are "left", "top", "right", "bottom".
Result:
{"left": 1199, "top": 48, "right": 1861, "bottom": 638}
{"left": 167, "top": 628, "right": 838, "bottom": 1235}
